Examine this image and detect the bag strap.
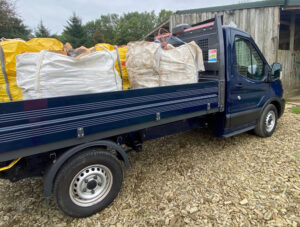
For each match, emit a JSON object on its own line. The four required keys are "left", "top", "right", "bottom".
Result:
{"left": 157, "top": 46, "right": 162, "bottom": 86}
{"left": 35, "top": 50, "right": 46, "bottom": 98}
{"left": 114, "top": 45, "right": 123, "bottom": 90}
{"left": 0, "top": 45, "right": 12, "bottom": 101}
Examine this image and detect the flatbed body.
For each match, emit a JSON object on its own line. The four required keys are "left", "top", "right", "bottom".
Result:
{"left": 0, "top": 81, "right": 220, "bottom": 161}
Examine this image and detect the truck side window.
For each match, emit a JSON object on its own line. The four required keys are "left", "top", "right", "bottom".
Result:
{"left": 235, "top": 37, "right": 265, "bottom": 81}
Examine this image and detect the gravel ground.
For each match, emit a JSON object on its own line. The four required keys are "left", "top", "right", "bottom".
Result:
{"left": 0, "top": 104, "right": 299, "bottom": 227}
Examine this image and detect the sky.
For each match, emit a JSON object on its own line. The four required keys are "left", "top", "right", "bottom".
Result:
{"left": 14, "top": 0, "right": 259, "bottom": 34}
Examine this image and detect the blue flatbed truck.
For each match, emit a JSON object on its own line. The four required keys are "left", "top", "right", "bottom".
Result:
{"left": 0, "top": 15, "right": 285, "bottom": 217}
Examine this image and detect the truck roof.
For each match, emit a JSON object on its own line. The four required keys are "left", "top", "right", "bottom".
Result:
{"left": 176, "top": 0, "right": 300, "bottom": 15}
{"left": 222, "top": 25, "right": 250, "bottom": 38}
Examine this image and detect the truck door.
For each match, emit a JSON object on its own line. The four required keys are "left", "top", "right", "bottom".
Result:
{"left": 228, "top": 31, "right": 270, "bottom": 127}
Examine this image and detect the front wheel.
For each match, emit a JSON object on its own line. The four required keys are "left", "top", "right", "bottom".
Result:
{"left": 254, "top": 104, "right": 278, "bottom": 137}
{"left": 53, "top": 149, "right": 123, "bottom": 218}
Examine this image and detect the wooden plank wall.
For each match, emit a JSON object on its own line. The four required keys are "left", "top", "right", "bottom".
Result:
{"left": 278, "top": 50, "right": 300, "bottom": 95}
{"left": 170, "top": 7, "right": 280, "bottom": 64}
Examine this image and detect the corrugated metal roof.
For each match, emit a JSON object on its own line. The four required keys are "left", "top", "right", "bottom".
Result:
{"left": 176, "top": 0, "right": 300, "bottom": 15}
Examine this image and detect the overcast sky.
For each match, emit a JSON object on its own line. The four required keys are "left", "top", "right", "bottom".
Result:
{"left": 15, "top": 0, "right": 259, "bottom": 34}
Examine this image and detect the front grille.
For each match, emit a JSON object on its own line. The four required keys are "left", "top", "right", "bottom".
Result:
{"left": 197, "top": 39, "right": 208, "bottom": 61}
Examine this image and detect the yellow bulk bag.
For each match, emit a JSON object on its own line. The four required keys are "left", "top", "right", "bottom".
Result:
{"left": 116, "top": 47, "right": 129, "bottom": 90}
{"left": 26, "top": 38, "right": 63, "bottom": 51}
{"left": 95, "top": 43, "right": 115, "bottom": 51}
{"left": 95, "top": 43, "right": 129, "bottom": 90}
{"left": 0, "top": 38, "right": 64, "bottom": 102}
{"left": 0, "top": 40, "right": 36, "bottom": 102}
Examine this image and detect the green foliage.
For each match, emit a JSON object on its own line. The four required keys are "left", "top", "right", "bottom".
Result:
{"left": 0, "top": 0, "right": 31, "bottom": 40}
{"left": 83, "top": 9, "right": 172, "bottom": 46}
{"left": 114, "top": 11, "right": 157, "bottom": 45}
{"left": 61, "top": 13, "right": 87, "bottom": 48}
{"left": 291, "top": 107, "right": 300, "bottom": 114}
{"left": 84, "top": 14, "right": 119, "bottom": 47}
{"left": 34, "top": 20, "right": 50, "bottom": 37}
{"left": 156, "top": 9, "right": 173, "bottom": 25}
{"left": 51, "top": 34, "right": 64, "bottom": 42}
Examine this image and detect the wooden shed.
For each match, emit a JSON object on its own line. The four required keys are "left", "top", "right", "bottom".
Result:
{"left": 144, "top": 0, "right": 300, "bottom": 97}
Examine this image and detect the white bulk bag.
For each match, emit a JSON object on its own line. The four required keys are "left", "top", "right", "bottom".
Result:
{"left": 126, "top": 41, "right": 205, "bottom": 89}
{"left": 16, "top": 49, "right": 122, "bottom": 100}
{"left": 126, "top": 42, "right": 160, "bottom": 88}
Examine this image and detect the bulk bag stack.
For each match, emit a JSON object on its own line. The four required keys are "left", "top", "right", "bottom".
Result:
{"left": 1, "top": 37, "right": 205, "bottom": 102}
{"left": 126, "top": 41, "right": 205, "bottom": 89}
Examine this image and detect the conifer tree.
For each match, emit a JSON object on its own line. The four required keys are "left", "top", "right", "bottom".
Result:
{"left": 61, "top": 13, "right": 87, "bottom": 47}
{"left": 34, "top": 20, "right": 50, "bottom": 37}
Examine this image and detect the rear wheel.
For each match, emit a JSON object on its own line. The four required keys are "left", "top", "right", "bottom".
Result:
{"left": 54, "top": 149, "right": 123, "bottom": 218}
{"left": 254, "top": 104, "right": 278, "bottom": 137}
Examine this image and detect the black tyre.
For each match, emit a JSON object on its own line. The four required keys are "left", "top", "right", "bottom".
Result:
{"left": 53, "top": 149, "right": 123, "bottom": 218}
{"left": 254, "top": 104, "right": 278, "bottom": 137}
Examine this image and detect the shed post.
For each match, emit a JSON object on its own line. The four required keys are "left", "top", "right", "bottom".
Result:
{"left": 289, "top": 13, "right": 296, "bottom": 51}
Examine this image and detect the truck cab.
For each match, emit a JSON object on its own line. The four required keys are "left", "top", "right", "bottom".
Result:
{"left": 223, "top": 25, "right": 285, "bottom": 137}
{"left": 169, "top": 16, "right": 285, "bottom": 138}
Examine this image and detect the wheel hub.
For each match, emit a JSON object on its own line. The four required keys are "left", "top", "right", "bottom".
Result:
{"left": 265, "top": 110, "right": 275, "bottom": 133}
{"left": 87, "top": 180, "right": 97, "bottom": 190}
{"left": 69, "top": 164, "right": 113, "bottom": 207}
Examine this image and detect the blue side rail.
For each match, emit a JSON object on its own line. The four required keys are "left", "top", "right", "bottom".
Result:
{"left": 0, "top": 81, "right": 220, "bottom": 161}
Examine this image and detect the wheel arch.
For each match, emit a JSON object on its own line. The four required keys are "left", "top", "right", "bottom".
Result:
{"left": 270, "top": 100, "right": 282, "bottom": 117}
{"left": 261, "top": 97, "right": 284, "bottom": 118}
{"left": 43, "top": 140, "right": 129, "bottom": 198}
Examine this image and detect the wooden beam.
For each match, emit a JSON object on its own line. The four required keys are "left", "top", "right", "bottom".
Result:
{"left": 289, "top": 13, "right": 296, "bottom": 51}
{"left": 283, "top": 6, "right": 300, "bottom": 11}
{"left": 280, "top": 20, "right": 290, "bottom": 26}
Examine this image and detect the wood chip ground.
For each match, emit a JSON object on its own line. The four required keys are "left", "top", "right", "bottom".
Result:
{"left": 0, "top": 104, "right": 299, "bottom": 226}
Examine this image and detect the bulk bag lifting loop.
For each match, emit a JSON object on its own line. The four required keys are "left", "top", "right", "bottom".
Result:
{"left": 35, "top": 50, "right": 46, "bottom": 98}
{"left": 94, "top": 43, "right": 129, "bottom": 90}
{"left": 114, "top": 45, "right": 124, "bottom": 90}
{"left": 95, "top": 44, "right": 122, "bottom": 90}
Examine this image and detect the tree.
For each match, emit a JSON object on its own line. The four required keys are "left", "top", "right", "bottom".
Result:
{"left": 84, "top": 20, "right": 103, "bottom": 46}
{"left": 114, "top": 11, "right": 157, "bottom": 45}
{"left": 51, "top": 34, "right": 64, "bottom": 42}
{"left": 82, "top": 9, "right": 173, "bottom": 46}
{"left": 156, "top": 9, "right": 172, "bottom": 26}
{"left": 34, "top": 20, "right": 50, "bottom": 37}
{"left": 0, "top": 0, "right": 31, "bottom": 40}
{"left": 61, "top": 13, "right": 87, "bottom": 48}
{"left": 84, "top": 14, "right": 119, "bottom": 47}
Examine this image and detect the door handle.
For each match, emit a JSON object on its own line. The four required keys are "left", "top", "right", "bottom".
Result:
{"left": 235, "top": 83, "right": 243, "bottom": 88}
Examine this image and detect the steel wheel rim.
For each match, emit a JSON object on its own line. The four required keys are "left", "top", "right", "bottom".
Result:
{"left": 265, "top": 110, "right": 276, "bottom": 133}
{"left": 69, "top": 164, "right": 113, "bottom": 207}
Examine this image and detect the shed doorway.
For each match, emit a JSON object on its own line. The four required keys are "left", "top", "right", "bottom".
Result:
{"left": 278, "top": 8, "right": 300, "bottom": 95}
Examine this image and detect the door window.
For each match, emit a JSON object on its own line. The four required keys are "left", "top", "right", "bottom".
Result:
{"left": 235, "top": 37, "right": 265, "bottom": 81}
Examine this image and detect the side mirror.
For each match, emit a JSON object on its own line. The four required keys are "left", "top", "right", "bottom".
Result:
{"left": 271, "top": 63, "right": 282, "bottom": 80}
